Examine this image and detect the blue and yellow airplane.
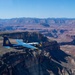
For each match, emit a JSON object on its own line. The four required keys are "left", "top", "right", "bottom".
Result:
{"left": 3, "top": 36, "right": 39, "bottom": 50}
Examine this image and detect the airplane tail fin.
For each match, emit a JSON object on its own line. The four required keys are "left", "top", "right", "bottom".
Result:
{"left": 3, "top": 36, "right": 12, "bottom": 46}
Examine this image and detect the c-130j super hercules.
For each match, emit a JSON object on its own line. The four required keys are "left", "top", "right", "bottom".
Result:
{"left": 3, "top": 36, "right": 39, "bottom": 50}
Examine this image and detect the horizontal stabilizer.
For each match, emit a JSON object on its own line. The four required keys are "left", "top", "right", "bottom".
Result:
{"left": 4, "top": 46, "right": 11, "bottom": 49}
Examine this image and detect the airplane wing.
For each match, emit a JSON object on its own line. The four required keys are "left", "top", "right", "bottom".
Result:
{"left": 27, "top": 42, "right": 39, "bottom": 45}
{"left": 16, "top": 39, "right": 37, "bottom": 49}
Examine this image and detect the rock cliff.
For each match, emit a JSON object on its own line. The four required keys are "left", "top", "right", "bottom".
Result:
{"left": 0, "top": 32, "right": 74, "bottom": 75}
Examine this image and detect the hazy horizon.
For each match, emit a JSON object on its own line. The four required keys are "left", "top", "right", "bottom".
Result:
{"left": 1, "top": 17, "right": 75, "bottom": 19}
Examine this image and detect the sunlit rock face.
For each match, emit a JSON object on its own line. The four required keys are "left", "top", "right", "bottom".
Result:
{"left": 0, "top": 50, "right": 69, "bottom": 75}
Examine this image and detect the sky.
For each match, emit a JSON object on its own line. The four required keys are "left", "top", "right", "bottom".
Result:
{"left": 0, "top": 0, "right": 75, "bottom": 19}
